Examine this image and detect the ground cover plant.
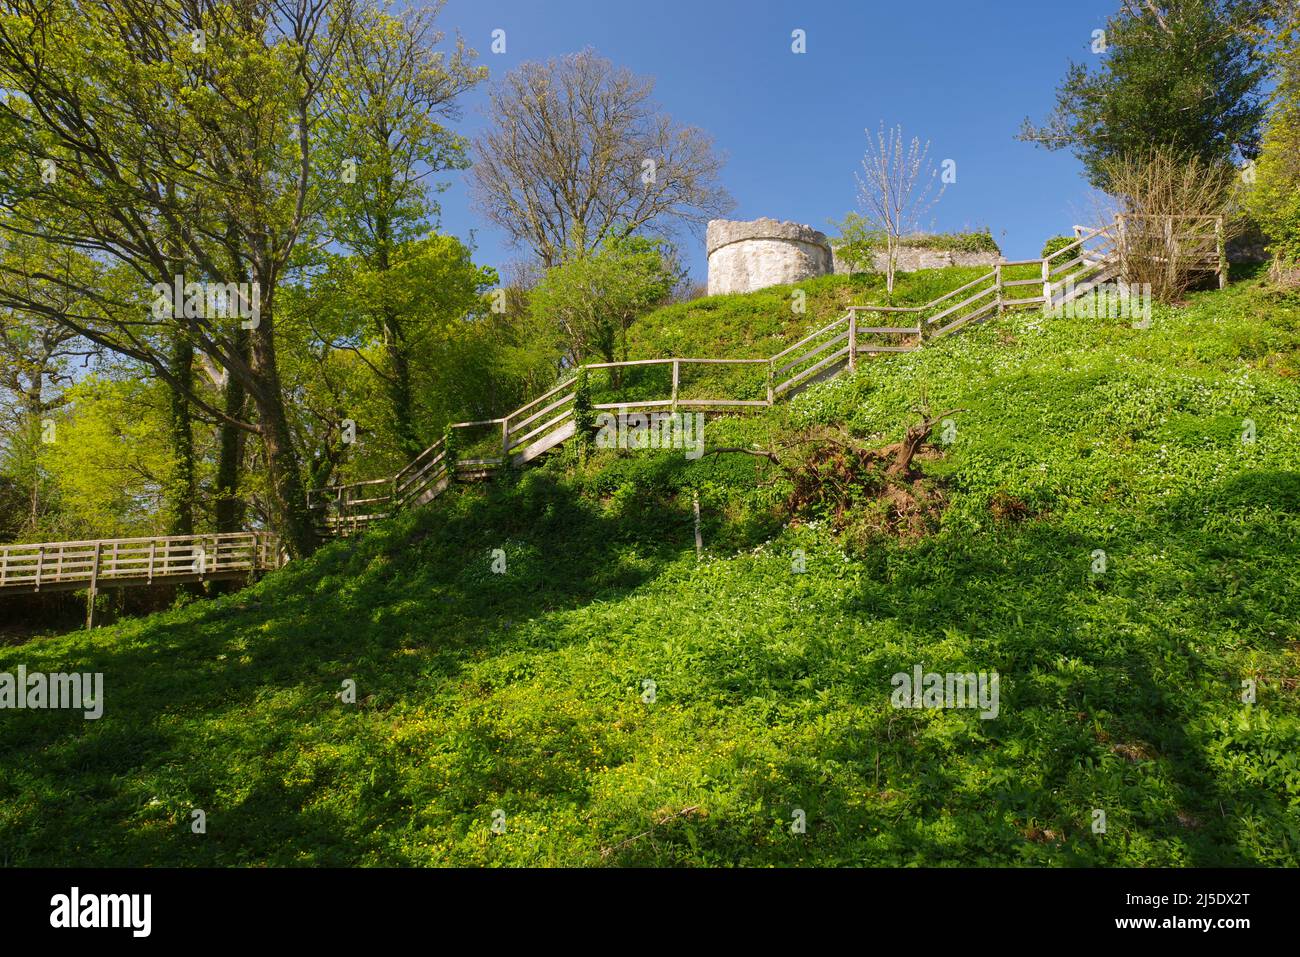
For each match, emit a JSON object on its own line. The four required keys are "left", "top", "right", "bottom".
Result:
{"left": 1, "top": 266, "right": 1296, "bottom": 867}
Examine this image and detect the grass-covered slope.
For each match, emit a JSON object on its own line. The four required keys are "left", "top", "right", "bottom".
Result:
{"left": 2, "top": 271, "right": 1298, "bottom": 866}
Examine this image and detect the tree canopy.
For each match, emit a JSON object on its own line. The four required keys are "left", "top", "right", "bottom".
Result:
{"left": 470, "top": 49, "right": 734, "bottom": 268}
{"left": 1021, "top": 0, "right": 1273, "bottom": 187}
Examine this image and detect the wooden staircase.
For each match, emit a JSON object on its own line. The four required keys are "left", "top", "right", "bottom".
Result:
{"left": 0, "top": 215, "right": 1221, "bottom": 613}
{"left": 307, "top": 222, "right": 1127, "bottom": 535}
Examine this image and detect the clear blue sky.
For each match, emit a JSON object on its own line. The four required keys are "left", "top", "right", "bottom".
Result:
{"left": 435, "top": 0, "right": 1118, "bottom": 281}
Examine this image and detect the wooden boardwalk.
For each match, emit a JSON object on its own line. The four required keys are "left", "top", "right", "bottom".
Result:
{"left": 0, "top": 532, "right": 285, "bottom": 624}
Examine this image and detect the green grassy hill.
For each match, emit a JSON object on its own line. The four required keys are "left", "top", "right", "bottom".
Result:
{"left": 2, "top": 269, "right": 1298, "bottom": 866}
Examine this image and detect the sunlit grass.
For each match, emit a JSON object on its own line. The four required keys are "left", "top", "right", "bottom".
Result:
{"left": 1, "top": 266, "right": 1296, "bottom": 867}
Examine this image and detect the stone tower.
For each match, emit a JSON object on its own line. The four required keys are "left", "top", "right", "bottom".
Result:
{"left": 706, "top": 218, "right": 833, "bottom": 296}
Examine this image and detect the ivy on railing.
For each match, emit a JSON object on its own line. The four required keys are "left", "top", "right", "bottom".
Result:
{"left": 442, "top": 423, "right": 459, "bottom": 471}
{"left": 573, "top": 366, "right": 594, "bottom": 461}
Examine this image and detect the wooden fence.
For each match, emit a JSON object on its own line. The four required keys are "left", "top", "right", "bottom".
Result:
{"left": 0, "top": 532, "right": 285, "bottom": 624}
{"left": 308, "top": 225, "right": 1129, "bottom": 532}
{"left": 1112, "top": 213, "right": 1227, "bottom": 289}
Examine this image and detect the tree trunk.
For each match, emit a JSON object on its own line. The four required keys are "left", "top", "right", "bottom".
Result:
{"left": 167, "top": 333, "right": 196, "bottom": 537}
{"left": 384, "top": 315, "right": 421, "bottom": 461}
{"left": 214, "top": 334, "right": 248, "bottom": 535}
{"left": 23, "top": 399, "right": 42, "bottom": 535}
{"left": 374, "top": 211, "right": 423, "bottom": 462}
{"left": 247, "top": 295, "right": 317, "bottom": 557}
{"left": 886, "top": 236, "right": 898, "bottom": 298}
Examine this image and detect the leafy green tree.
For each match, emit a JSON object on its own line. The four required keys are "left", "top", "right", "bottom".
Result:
{"left": 0, "top": 231, "right": 97, "bottom": 537}
{"left": 1244, "top": 5, "right": 1300, "bottom": 271}
{"left": 0, "top": 0, "right": 351, "bottom": 556}
{"left": 37, "top": 374, "right": 179, "bottom": 541}
{"left": 1021, "top": 0, "right": 1273, "bottom": 187}
{"left": 318, "top": 1, "right": 485, "bottom": 460}
{"left": 281, "top": 234, "right": 498, "bottom": 487}
{"left": 529, "top": 237, "right": 679, "bottom": 384}
{"left": 828, "top": 212, "right": 884, "bottom": 275}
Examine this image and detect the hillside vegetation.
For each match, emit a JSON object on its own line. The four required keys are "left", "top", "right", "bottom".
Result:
{"left": 2, "top": 268, "right": 1298, "bottom": 866}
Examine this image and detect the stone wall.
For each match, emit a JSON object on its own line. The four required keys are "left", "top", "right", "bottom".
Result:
{"left": 706, "top": 219, "right": 833, "bottom": 296}
{"left": 704, "top": 218, "right": 1006, "bottom": 296}
{"left": 832, "top": 246, "right": 1000, "bottom": 274}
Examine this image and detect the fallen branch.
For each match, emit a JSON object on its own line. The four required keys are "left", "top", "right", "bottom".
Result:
{"left": 600, "top": 805, "right": 702, "bottom": 860}
{"left": 702, "top": 446, "right": 781, "bottom": 464}
{"left": 886, "top": 407, "right": 966, "bottom": 476}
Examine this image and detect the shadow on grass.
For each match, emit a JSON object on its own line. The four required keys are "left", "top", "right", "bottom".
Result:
{"left": 598, "top": 483, "right": 1296, "bottom": 866}
{"left": 1, "top": 466, "right": 1295, "bottom": 866}
{"left": 0, "top": 468, "right": 691, "bottom": 865}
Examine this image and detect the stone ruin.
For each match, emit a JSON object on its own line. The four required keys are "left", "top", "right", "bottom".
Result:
{"left": 706, "top": 218, "right": 833, "bottom": 296}
{"left": 705, "top": 217, "right": 1001, "bottom": 296}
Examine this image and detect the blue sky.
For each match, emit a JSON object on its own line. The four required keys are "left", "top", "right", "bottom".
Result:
{"left": 434, "top": 0, "right": 1119, "bottom": 280}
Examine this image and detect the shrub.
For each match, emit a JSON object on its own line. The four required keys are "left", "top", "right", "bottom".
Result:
{"left": 828, "top": 212, "right": 884, "bottom": 274}
{"left": 1100, "top": 145, "right": 1238, "bottom": 301}
{"left": 573, "top": 367, "right": 595, "bottom": 459}
{"left": 899, "top": 229, "right": 1001, "bottom": 254}
{"left": 1243, "top": 73, "right": 1300, "bottom": 278}
{"left": 1041, "top": 235, "right": 1074, "bottom": 259}
{"left": 1041, "top": 235, "right": 1076, "bottom": 268}
{"left": 442, "top": 423, "right": 458, "bottom": 467}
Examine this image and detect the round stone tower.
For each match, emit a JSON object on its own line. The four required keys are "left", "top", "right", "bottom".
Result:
{"left": 706, "top": 218, "right": 833, "bottom": 296}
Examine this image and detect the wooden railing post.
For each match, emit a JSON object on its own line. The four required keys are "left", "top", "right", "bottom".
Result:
{"left": 1041, "top": 256, "right": 1052, "bottom": 308}
{"left": 1216, "top": 215, "right": 1228, "bottom": 289}
{"left": 847, "top": 311, "right": 857, "bottom": 372}
{"left": 994, "top": 263, "right": 1004, "bottom": 316}
{"left": 671, "top": 358, "right": 680, "bottom": 411}
{"left": 1164, "top": 215, "right": 1177, "bottom": 290}
{"left": 86, "top": 541, "right": 101, "bottom": 629}
{"left": 766, "top": 360, "right": 774, "bottom": 406}
{"left": 1116, "top": 214, "right": 1128, "bottom": 282}
{"left": 501, "top": 418, "right": 510, "bottom": 463}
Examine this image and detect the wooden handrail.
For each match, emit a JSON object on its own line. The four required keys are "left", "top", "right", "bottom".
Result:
{"left": 393, "top": 436, "right": 446, "bottom": 483}
{"left": 306, "top": 225, "right": 1133, "bottom": 534}
{"left": 505, "top": 375, "right": 579, "bottom": 423}
{"left": 769, "top": 314, "right": 850, "bottom": 362}
{"left": 0, "top": 531, "right": 285, "bottom": 604}
{"left": 0, "top": 531, "right": 276, "bottom": 550}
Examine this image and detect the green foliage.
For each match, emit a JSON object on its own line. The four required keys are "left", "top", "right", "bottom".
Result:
{"left": 2, "top": 269, "right": 1297, "bottom": 866}
{"left": 442, "top": 422, "right": 458, "bottom": 465}
{"left": 1243, "top": 16, "right": 1300, "bottom": 268}
{"left": 34, "top": 375, "right": 178, "bottom": 541}
{"left": 530, "top": 236, "right": 679, "bottom": 365}
{"left": 573, "top": 366, "right": 594, "bottom": 457}
{"left": 1041, "top": 235, "right": 1078, "bottom": 270}
{"left": 898, "top": 230, "right": 1001, "bottom": 254}
{"left": 279, "top": 233, "right": 507, "bottom": 483}
{"left": 828, "top": 212, "right": 884, "bottom": 272}
{"left": 1021, "top": 0, "right": 1271, "bottom": 188}
{"left": 316, "top": 4, "right": 486, "bottom": 258}
{"left": 830, "top": 218, "right": 1000, "bottom": 267}
{"left": 1041, "top": 235, "right": 1075, "bottom": 259}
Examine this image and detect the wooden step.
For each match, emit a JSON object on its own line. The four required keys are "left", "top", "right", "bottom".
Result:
{"left": 511, "top": 420, "right": 576, "bottom": 466}
{"left": 409, "top": 474, "right": 450, "bottom": 507}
